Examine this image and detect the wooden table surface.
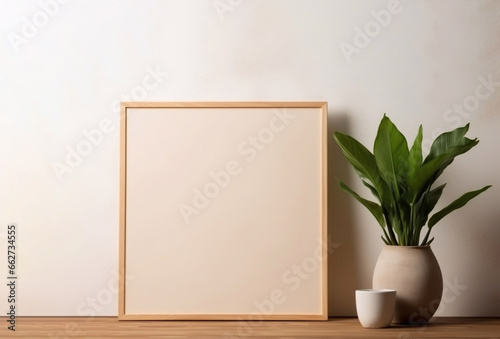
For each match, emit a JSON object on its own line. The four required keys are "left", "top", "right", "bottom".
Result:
{"left": 1, "top": 317, "right": 499, "bottom": 338}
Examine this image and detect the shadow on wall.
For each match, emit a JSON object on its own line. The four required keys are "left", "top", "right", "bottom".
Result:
{"left": 449, "top": 211, "right": 500, "bottom": 316}
{"left": 327, "top": 111, "right": 358, "bottom": 316}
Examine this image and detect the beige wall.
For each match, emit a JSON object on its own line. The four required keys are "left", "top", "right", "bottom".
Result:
{"left": 0, "top": 0, "right": 499, "bottom": 316}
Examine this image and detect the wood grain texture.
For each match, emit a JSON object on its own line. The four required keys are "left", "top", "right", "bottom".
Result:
{"left": 320, "top": 102, "right": 328, "bottom": 320}
{"left": 118, "top": 313, "right": 327, "bottom": 321}
{"left": 1, "top": 317, "right": 499, "bottom": 338}
{"left": 121, "top": 101, "right": 329, "bottom": 108}
{"left": 118, "top": 102, "right": 127, "bottom": 319}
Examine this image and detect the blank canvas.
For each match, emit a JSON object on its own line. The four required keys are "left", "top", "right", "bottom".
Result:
{"left": 119, "top": 102, "right": 327, "bottom": 320}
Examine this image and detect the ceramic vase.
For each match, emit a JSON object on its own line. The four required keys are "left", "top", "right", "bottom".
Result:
{"left": 372, "top": 245, "right": 443, "bottom": 324}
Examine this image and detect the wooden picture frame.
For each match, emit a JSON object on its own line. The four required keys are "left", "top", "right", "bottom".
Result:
{"left": 119, "top": 102, "right": 328, "bottom": 320}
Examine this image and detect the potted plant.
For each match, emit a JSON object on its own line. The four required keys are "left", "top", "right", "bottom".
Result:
{"left": 334, "top": 115, "right": 491, "bottom": 324}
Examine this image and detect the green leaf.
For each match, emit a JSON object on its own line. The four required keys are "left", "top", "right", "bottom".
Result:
{"left": 410, "top": 184, "right": 446, "bottom": 245}
{"left": 362, "top": 180, "right": 380, "bottom": 202}
{"left": 381, "top": 204, "right": 399, "bottom": 245}
{"left": 338, "top": 180, "right": 386, "bottom": 228}
{"left": 424, "top": 124, "right": 470, "bottom": 164}
{"left": 373, "top": 115, "right": 410, "bottom": 197}
{"left": 428, "top": 185, "right": 492, "bottom": 228}
{"left": 408, "top": 125, "right": 423, "bottom": 180}
{"left": 416, "top": 184, "right": 446, "bottom": 227}
{"left": 388, "top": 186, "right": 410, "bottom": 238}
{"left": 381, "top": 227, "right": 395, "bottom": 245}
{"left": 334, "top": 132, "right": 390, "bottom": 201}
{"left": 420, "top": 227, "right": 432, "bottom": 246}
{"left": 409, "top": 140, "right": 479, "bottom": 198}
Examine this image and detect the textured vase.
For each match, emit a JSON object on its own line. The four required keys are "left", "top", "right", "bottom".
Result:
{"left": 372, "top": 246, "right": 443, "bottom": 325}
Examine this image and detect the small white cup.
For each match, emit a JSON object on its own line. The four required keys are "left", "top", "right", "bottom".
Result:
{"left": 355, "top": 289, "right": 396, "bottom": 328}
